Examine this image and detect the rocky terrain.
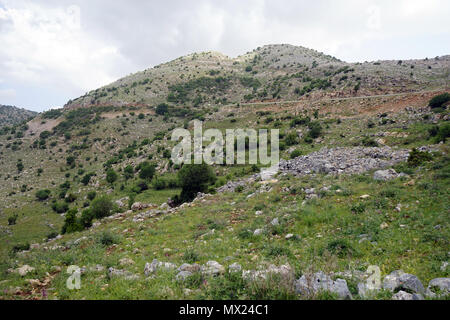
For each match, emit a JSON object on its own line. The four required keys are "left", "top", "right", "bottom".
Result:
{"left": 0, "top": 44, "right": 448, "bottom": 300}
{"left": 0, "top": 105, "right": 37, "bottom": 128}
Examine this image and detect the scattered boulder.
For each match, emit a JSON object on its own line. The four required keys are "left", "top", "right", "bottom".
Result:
{"left": 295, "top": 271, "right": 352, "bottom": 300}
{"left": 201, "top": 261, "right": 225, "bottom": 276}
{"left": 176, "top": 271, "right": 193, "bottom": 281}
{"left": 144, "top": 259, "right": 177, "bottom": 275}
{"left": 119, "top": 258, "right": 135, "bottom": 266}
{"left": 426, "top": 278, "right": 450, "bottom": 298}
{"left": 178, "top": 263, "right": 201, "bottom": 273}
{"left": 382, "top": 270, "right": 424, "bottom": 294}
{"left": 229, "top": 263, "right": 242, "bottom": 273}
{"left": 253, "top": 229, "right": 264, "bottom": 236}
{"left": 17, "top": 265, "right": 34, "bottom": 276}
{"left": 392, "top": 290, "right": 424, "bottom": 300}
{"left": 108, "top": 267, "right": 139, "bottom": 280}
{"left": 373, "top": 169, "right": 399, "bottom": 181}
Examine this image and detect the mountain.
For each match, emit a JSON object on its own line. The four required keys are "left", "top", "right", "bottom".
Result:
{"left": 0, "top": 105, "right": 37, "bottom": 127}
{"left": 0, "top": 44, "right": 448, "bottom": 300}
{"left": 66, "top": 44, "right": 450, "bottom": 109}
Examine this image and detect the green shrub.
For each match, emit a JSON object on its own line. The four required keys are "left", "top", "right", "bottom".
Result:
{"left": 152, "top": 177, "right": 167, "bottom": 190}
{"left": 61, "top": 209, "right": 83, "bottom": 234}
{"left": 308, "top": 121, "right": 323, "bottom": 139}
{"left": 429, "top": 93, "right": 450, "bottom": 109}
{"left": 87, "top": 191, "right": 97, "bottom": 201}
{"left": 106, "top": 168, "right": 118, "bottom": 184}
{"left": 139, "top": 162, "right": 156, "bottom": 181}
{"left": 98, "top": 231, "right": 119, "bottom": 246}
{"left": 407, "top": 148, "right": 433, "bottom": 167}
{"left": 52, "top": 201, "right": 69, "bottom": 213}
{"left": 326, "top": 239, "right": 355, "bottom": 258}
{"left": 183, "top": 249, "right": 199, "bottom": 263}
{"left": 8, "top": 214, "right": 18, "bottom": 225}
{"left": 290, "top": 149, "right": 302, "bottom": 159}
{"left": 35, "top": 189, "right": 51, "bottom": 201}
{"left": 90, "top": 196, "right": 114, "bottom": 219}
{"left": 175, "top": 163, "right": 216, "bottom": 203}
{"left": 285, "top": 132, "right": 299, "bottom": 146}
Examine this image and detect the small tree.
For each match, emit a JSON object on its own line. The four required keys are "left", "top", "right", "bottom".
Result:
{"left": 176, "top": 163, "right": 216, "bottom": 203}
{"left": 139, "top": 162, "right": 156, "bottom": 181}
{"left": 36, "top": 189, "right": 51, "bottom": 201}
{"left": 123, "top": 165, "right": 134, "bottom": 180}
{"left": 429, "top": 93, "right": 450, "bottom": 109}
{"left": 106, "top": 168, "right": 118, "bottom": 184}
{"left": 90, "top": 196, "right": 113, "bottom": 219}
{"left": 156, "top": 103, "right": 169, "bottom": 115}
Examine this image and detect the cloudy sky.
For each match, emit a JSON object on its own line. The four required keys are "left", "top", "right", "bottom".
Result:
{"left": 0, "top": 0, "right": 449, "bottom": 112}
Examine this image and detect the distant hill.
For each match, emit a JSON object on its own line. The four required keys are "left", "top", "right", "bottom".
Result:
{"left": 65, "top": 43, "right": 450, "bottom": 109}
{"left": 0, "top": 105, "right": 37, "bottom": 127}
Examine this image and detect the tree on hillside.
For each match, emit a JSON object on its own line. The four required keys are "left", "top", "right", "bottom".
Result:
{"left": 174, "top": 163, "right": 216, "bottom": 204}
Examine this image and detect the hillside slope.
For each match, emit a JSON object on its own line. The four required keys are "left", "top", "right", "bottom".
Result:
{"left": 0, "top": 105, "right": 37, "bottom": 128}
{"left": 0, "top": 44, "right": 449, "bottom": 300}
{"left": 66, "top": 44, "right": 450, "bottom": 110}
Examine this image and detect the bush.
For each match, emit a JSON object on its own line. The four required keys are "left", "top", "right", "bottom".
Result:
{"left": 290, "top": 149, "right": 302, "bottom": 159}
{"left": 139, "top": 162, "right": 156, "bottom": 181}
{"left": 152, "top": 177, "right": 167, "bottom": 190}
{"left": 61, "top": 209, "right": 83, "bottom": 234}
{"left": 98, "top": 231, "right": 119, "bottom": 246}
{"left": 429, "top": 93, "right": 450, "bottom": 109}
{"left": 36, "top": 189, "right": 51, "bottom": 201}
{"left": 308, "top": 121, "right": 323, "bottom": 139}
{"left": 52, "top": 201, "right": 69, "bottom": 213}
{"left": 87, "top": 191, "right": 97, "bottom": 201}
{"left": 284, "top": 132, "right": 299, "bottom": 146}
{"left": 176, "top": 163, "right": 216, "bottom": 203}
{"left": 8, "top": 214, "right": 18, "bottom": 226}
{"left": 106, "top": 168, "right": 118, "bottom": 184}
{"left": 156, "top": 103, "right": 169, "bottom": 115}
{"left": 326, "top": 239, "right": 355, "bottom": 257}
{"left": 407, "top": 148, "right": 433, "bottom": 167}
{"left": 79, "top": 209, "right": 94, "bottom": 228}
{"left": 90, "top": 196, "right": 114, "bottom": 219}
{"left": 81, "top": 173, "right": 95, "bottom": 186}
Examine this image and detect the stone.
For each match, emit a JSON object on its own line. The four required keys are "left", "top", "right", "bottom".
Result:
{"left": 108, "top": 267, "right": 139, "bottom": 280}
{"left": 285, "top": 234, "right": 294, "bottom": 240}
{"left": 255, "top": 211, "right": 263, "bottom": 216}
{"left": 253, "top": 229, "right": 264, "bottom": 236}
{"left": 201, "top": 261, "right": 225, "bottom": 276}
{"left": 382, "top": 270, "right": 424, "bottom": 294}
{"left": 373, "top": 169, "right": 399, "bottom": 181}
{"left": 176, "top": 271, "right": 193, "bottom": 281}
{"left": 360, "top": 195, "right": 370, "bottom": 199}
{"left": 392, "top": 290, "right": 424, "bottom": 300}
{"left": 270, "top": 218, "right": 279, "bottom": 226}
{"left": 243, "top": 264, "right": 293, "bottom": 282}
{"left": 228, "top": 263, "right": 242, "bottom": 273}
{"left": 119, "top": 258, "right": 135, "bottom": 266}
{"left": 17, "top": 265, "right": 34, "bottom": 276}
{"left": 178, "top": 263, "right": 201, "bottom": 273}
{"left": 144, "top": 259, "right": 177, "bottom": 275}
{"left": 426, "top": 278, "right": 450, "bottom": 297}
{"left": 294, "top": 271, "right": 352, "bottom": 300}
{"left": 380, "top": 222, "right": 389, "bottom": 230}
